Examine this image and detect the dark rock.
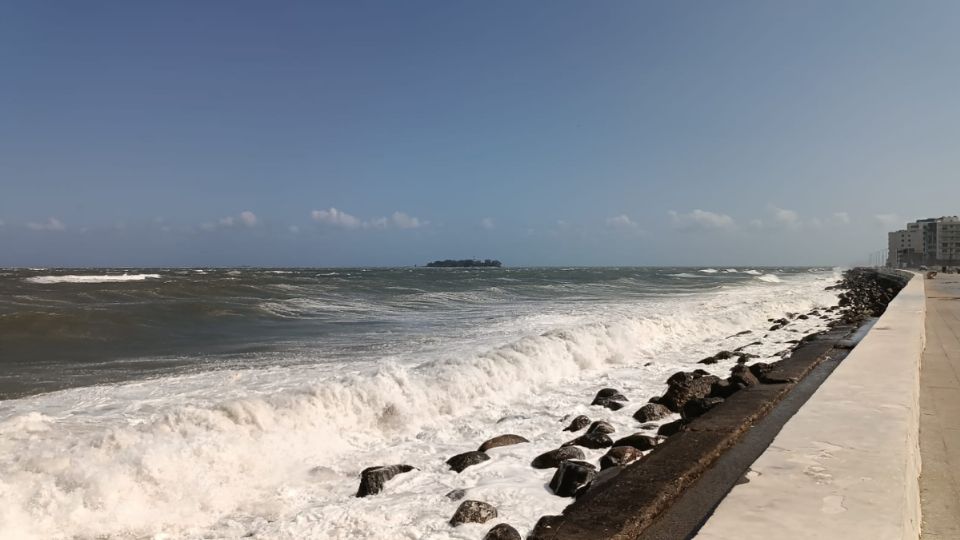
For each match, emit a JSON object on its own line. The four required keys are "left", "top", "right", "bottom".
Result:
{"left": 648, "top": 395, "right": 663, "bottom": 404}
{"left": 681, "top": 397, "right": 724, "bottom": 420}
{"left": 549, "top": 460, "right": 597, "bottom": 497}
{"left": 484, "top": 523, "right": 522, "bottom": 540}
{"left": 600, "top": 446, "right": 643, "bottom": 469}
{"left": 731, "top": 330, "right": 752, "bottom": 337}
{"left": 709, "top": 379, "right": 738, "bottom": 398}
{"left": 729, "top": 364, "right": 759, "bottom": 388}
{"left": 478, "top": 434, "right": 529, "bottom": 452}
{"left": 586, "top": 420, "right": 616, "bottom": 435}
{"left": 660, "top": 372, "right": 721, "bottom": 412}
{"left": 445, "top": 488, "right": 466, "bottom": 501}
{"left": 611, "top": 433, "right": 658, "bottom": 451}
{"left": 356, "top": 464, "right": 417, "bottom": 497}
{"left": 735, "top": 341, "right": 763, "bottom": 351}
{"left": 658, "top": 419, "right": 685, "bottom": 437}
{"left": 450, "top": 500, "right": 498, "bottom": 526}
{"left": 713, "top": 350, "right": 735, "bottom": 360}
{"left": 749, "top": 362, "right": 775, "bottom": 381}
{"left": 797, "top": 314, "right": 809, "bottom": 320}
{"left": 698, "top": 355, "right": 719, "bottom": 365}
{"left": 591, "top": 397, "right": 626, "bottom": 411}
{"left": 639, "top": 422, "right": 659, "bottom": 430}
{"left": 562, "top": 415, "right": 591, "bottom": 432}
{"left": 562, "top": 432, "right": 614, "bottom": 449}
{"left": 633, "top": 403, "right": 671, "bottom": 423}
{"left": 447, "top": 451, "right": 490, "bottom": 473}
{"left": 593, "top": 388, "right": 628, "bottom": 402}
{"left": 531, "top": 446, "right": 586, "bottom": 469}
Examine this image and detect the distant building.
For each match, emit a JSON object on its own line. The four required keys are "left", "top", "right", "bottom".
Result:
{"left": 887, "top": 216, "right": 960, "bottom": 267}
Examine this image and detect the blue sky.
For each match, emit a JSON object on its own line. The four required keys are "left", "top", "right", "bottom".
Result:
{"left": 2, "top": 1, "right": 959, "bottom": 267}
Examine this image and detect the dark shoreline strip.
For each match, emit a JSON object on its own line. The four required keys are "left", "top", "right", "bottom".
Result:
{"left": 530, "top": 267, "right": 907, "bottom": 540}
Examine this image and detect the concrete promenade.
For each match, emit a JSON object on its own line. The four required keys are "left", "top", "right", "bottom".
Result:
{"left": 920, "top": 274, "right": 960, "bottom": 538}
{"left": 697, "top": 272, "right": 926, "bottom": 540}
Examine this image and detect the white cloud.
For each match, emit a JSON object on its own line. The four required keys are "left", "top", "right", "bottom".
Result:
{"left": 311, "top": 207, "right": 364, "bottom": 229}
{"left": 606, "top": 214, "right": 639, "bottom": 229}
{"left": 27, "top": 217, "right": 66, "bottom": 231}
{"left": 874, "top": 213, "right": 902, "bottom": 228}
{"left": 769, "top": 205, "right": 800, "bottom": 229}
{"left": 391, "top": 211, "right": 423, "bottom": 229}
{"left": 669, "top": 209, "right": 735, "bottom": 231}
{"left": 748, "top": 219, "right": 764, "bottom": 229}
{"left": 311, "top": 207, "right": 426, "bottom": 230}
{"left": 218, "top": 216, "right": 235, "bottom": 227}
{"left": 481, "top": 217, "right": 495, "bottom": 230}
{"left": 239, "top": 211, "right": 258, "bottom": 227}
{"left": 832, "top": 211, "right": 851, "bottom": 224}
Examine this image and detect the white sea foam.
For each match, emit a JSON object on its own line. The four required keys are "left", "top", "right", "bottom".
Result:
{"left": 25, "top": 273, "right": 162, "bottom": 284}
{"left": 742, "top": 270, "right": 762, "bottom": 275}
{"left": 698, "top": 268, "right": 719, "bottom": 273}
{"left": 756, "top": 274, "right": 782, "bottom": 283}
{"left": 723, "top": 268, "right": 738, "bottom": 273}
{"left": 0, "top": 271, "right": 841, "bottom": 539}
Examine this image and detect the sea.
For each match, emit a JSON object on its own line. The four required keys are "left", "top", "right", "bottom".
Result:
{"left": 0, "top": 266, "right": 841, "bottom": 539}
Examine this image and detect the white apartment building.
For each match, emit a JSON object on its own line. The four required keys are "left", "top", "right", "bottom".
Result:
{"left": 887, "top": 216, "right": 960, "bottom": 267}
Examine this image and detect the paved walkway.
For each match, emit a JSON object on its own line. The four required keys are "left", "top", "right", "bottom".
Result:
{"left": 921, "top": 274, "right": 960, "bottom": 538}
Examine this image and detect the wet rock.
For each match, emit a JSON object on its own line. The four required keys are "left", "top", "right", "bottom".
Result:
{"left": 484, "top": 523, "right": 522, "bottom": 540}
{"left": 593, "top": 388, "right": 628, "bottom": 402}
{"left": 658, "top": 419, "right": 685, "bottom": 437}
{"left": 729, "top": 364, "right": 759, "bottom": 388}
{"left": 697, "top": 355, "right": 719, "bottom": 365}
{"left": 648, "top": 395, "right": 663, "bottom": 404}
{"left": 591, "top": 397, "right": 626, "bottom": 411}
{"left": 586, "top": 420, "right": 616, "bottom": 435}
{"left": 681, "top": 397, "right": 724, "bottom": 420}
{"left": 356, "top": 464, "right": 417, "bottom": 497}
{"left": 600, "top": 446, "right": 643, "bottom": 469}
{"left": 549, "top": 460, "right": 597, "bottom": 497}
{"left": 639, "top": 422, "right": 659, "bottom": 430}
{"left": 562, "top": 432, "right": 614, "bottom": 449}
{"left": 611, "top": 433, "right": 658, "bottom": 451}
{"left": 562, "top": 415, "right": 591, "bottom": 432}
{"left": 731, "top": 330, "right": 752, "bottom": 337}
{"left": 709, "top": 379, "right": 738, "bottom": 399}
{"left": 531, "top": 446, "right": 586, "bottom": 469}
{"left": 660, "top": 371, "right": 721, "bottom": 412}
{"left": 478, "top": 434, "right": 529, "bottom": 452}
{"left": 735, "top": 341, "right": 763, "bottom": 351}
{"left": 576, "top": 465, "right": 623, "bottom": 498}
{"left": 797, "top": 314, "right": 809, "bottom": 320}
{"left": 447, "top": 451, "right": 490, "bottom": 473}
{"left": 633, "top": 403, "right": 671, "bottom": 423}
{"left": 749, "top": 362, "right": 775, "bottom": 381}
{"left": 450, "top": 500, "right": 498, "bottom": 526}
{"left": 445, "top": 488, "right": 466, "bottom": 501}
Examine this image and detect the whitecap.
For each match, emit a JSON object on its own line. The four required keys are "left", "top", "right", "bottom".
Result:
{"left": 25, "top": 274, "right": 161, "bottom": 284}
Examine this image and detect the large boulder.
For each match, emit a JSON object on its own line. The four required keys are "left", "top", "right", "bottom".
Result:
{"left": 531, "top": 446, "right": 585, "bottom": 469}
{"left": 562, "top": 415, "right": 591, "bottom": 432}
{"left": 600, "top": 446, "right": 643, "bottom": 470}
{"left": 658, "top": 418, "right": 685, "bottom": 437}
{"left": 611, "top": 433, "right": 658, "bottom": 451}
{"left": 729, "top": 364, "right": 759, "bottom": 388}
{"left": 356, "top": 464, "right": 416, "bottom": 497}
{"left": 681, "top": 397, "right": 724, "bottom": 420}
{"left": 484, "top": 523, "right": 522, "bottom": 540}
{"left": 450, "top": 500, "right": 498, "bottom": 526}
{"left": 593, "top": 388, "right": 628, "bottom": 402}
{"left": 447, "top": 451, "right": 490, "bottom": 473}
{"left": 591, "top": 397, "right": 626, "bottom": 411}
{"left": 660, "top": 372, "right": 721, "bottom": 412}
{"left": 633, "top": 403, "right": 671, "bottom": 423}
{"left": 478, "top": 434, "right": 529, "bottom": 452}
{"left": 549, "top": 460, "right": 597, "bottom": 497}
{"left": 561, "top": 432, "right": 613, "bottom": 449}
{"left": 586, "top": 420, "right": 616, "bottom": 435}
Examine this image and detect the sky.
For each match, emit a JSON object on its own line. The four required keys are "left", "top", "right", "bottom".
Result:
{"left": 2, "top": 1, "right": 959, "bottom": 267}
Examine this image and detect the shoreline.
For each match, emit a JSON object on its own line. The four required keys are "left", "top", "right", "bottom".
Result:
{"left": 528, "top": 268, "right": 909, "bottom": 539}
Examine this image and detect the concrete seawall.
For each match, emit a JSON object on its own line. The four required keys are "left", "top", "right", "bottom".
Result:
{"left": 697, "top": 271, "right": 925, "bottom": 540}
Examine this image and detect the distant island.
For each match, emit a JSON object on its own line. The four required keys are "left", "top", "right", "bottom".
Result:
{"left": 425, "top": 259, "right": 502, "bottom": 268}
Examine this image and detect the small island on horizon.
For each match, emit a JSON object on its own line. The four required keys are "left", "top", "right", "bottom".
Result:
{"left": 425, "top": 259, "right": 502, "bottom": 268}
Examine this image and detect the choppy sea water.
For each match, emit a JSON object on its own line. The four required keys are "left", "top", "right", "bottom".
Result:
{"left": 0, "top": 267, "right": 841, "bottom": 539}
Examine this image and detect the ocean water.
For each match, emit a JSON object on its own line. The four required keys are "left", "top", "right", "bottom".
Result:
{"left": 0, "top": 267, "right": 841, "bottom": 539}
